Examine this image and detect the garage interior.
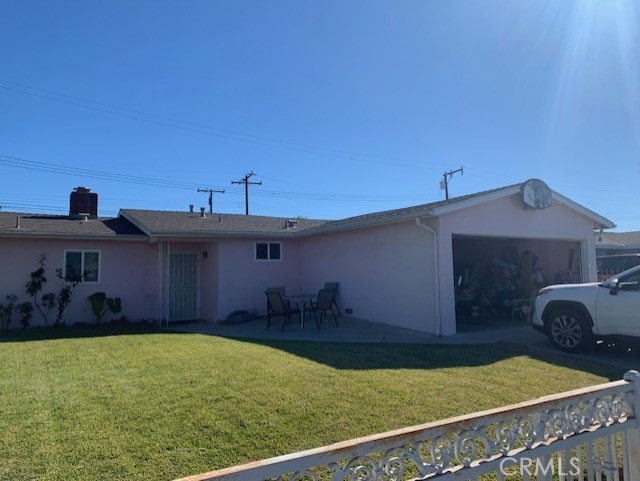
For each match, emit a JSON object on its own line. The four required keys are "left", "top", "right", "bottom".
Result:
{"left": 452, "top": 235, "right": 582, "bottom": 330}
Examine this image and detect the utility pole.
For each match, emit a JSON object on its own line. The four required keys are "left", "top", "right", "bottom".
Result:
{"left": 231, "top": 171, "right": 262, "bottom": 215}
{"left": 197, "top": 188, "right": 225, "bottom": 214}
{"left": 441, "top": 166, "right": 464, "bottom": 200}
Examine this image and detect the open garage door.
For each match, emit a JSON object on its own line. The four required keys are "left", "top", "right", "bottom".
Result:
{"left": 452, "top": 236, "right": 582, "bottom": 330}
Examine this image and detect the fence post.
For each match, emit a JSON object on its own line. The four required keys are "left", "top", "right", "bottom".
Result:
{"left": 624, "top": 370, "right": 640, "bottom": 480}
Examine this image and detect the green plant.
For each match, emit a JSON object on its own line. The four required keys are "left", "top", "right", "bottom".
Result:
{"left": 53, "top": 268, "right": 80, "bottom": 328}
{"left": 17, "top": 302, "right": 33, "bottom": 328}
{"left": 106, "top": 297, "right": 122, "bottom": 316}
{"left": 0, "top": 294, "right": 17, "bottom": 329}
{"left": 87, "top": 292, "right": 123, "bottom": 323}
{"left": 87, "top": 292, "right": 108, "bottom": 323}
{"left": 25, "top": 253, "right": 56, "bottom": 326}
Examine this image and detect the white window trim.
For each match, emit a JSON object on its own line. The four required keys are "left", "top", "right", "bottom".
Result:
{"left": 63, "top": 249, "right": 102, "bottom": 284}
{"left": 254, "top": 241, "right": 283, "bottom": 262}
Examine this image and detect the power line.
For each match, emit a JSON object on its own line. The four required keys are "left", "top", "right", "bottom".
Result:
{"left": 0, "top": 78, "right": 446, "bottom": 169}
{"left": 0, "top": 154, "right": 221, "bottom": 191}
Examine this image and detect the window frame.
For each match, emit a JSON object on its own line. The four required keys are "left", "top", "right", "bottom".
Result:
{"left": 254, "top": 241, "right": 283, "bottom": 262}
{"left": 63, "top": 249, "right": 102, "bottom": 284}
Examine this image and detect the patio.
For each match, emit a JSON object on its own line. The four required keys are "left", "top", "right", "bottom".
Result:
{"left": 169, "top": 316, "right": 640, "bottom": 371}
{"left": 169, "top": 316, "right": 533, "bottom": 344}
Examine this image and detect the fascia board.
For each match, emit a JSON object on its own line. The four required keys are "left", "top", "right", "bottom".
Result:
{"left": 551, "top": 192, "right": 615, "bottom": 229}
{"left": 147, "top": 231, "right": 299, "bottom": 242}
{"left": 118, "top": 210, "right": 154, "bottom": 235}
{"left": 430, "top": 186, "right": 520, "bottom": 216}
{"left": 295, "top": 211, "right": 435, "bottom": 237}
{"left": 0, "top": 232, "right": 148, "bottom": 241}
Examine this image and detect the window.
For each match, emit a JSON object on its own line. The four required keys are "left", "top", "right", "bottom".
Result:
{"left": 64, "top": 250, "right": 101, "bottom": 283}
{"left": 255, "top": 242, "right": 282, "bottom": 261}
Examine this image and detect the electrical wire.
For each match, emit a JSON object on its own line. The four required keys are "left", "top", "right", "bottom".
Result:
{"left": 0, "top": 79, "right": 446, "bottom": 168}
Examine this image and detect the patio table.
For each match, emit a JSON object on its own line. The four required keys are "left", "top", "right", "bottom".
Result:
{"left": 286, "top": 294, "right": 316, "bottom": 329}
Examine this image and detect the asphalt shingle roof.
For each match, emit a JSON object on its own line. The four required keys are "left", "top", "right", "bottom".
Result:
{"left": 596, "top": 231, "right": 640, "bottom": 248}
{"left": 0, "top": 180, "right": 611, "bottom": 240}
{"left": 119, "top": 209, "right": 328, "bottom": 237}
{"left": 305, "top": 184, "right": 520, "bottom": 233}
{"left": 120, "top": 186, "right": 516, "bottom": 237}
{"left": 0, "top": 212, "right": 146, "bottom": 238}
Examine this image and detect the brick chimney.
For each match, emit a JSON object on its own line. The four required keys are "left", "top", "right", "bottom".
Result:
{"left": 69, "top": 187, "right": 98, "bottom": 219}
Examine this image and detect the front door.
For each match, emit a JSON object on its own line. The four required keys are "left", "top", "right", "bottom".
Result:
{"left": 168, "top": 252, "right": 199, "bottom": 321}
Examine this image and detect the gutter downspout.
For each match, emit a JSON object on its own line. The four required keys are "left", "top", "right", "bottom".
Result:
{"left": 166, "top": 241, "right": 171, "bottom": 329}
{"left": 157, "top": 242, "right": 163, "bottom": 326}
{"left": 415, "top": 217, "right": 442, "bottom": 337}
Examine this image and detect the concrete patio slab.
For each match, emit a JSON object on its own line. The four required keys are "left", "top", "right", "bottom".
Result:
{"left": 168, "top": 316, "right": 640, "bottom": 371}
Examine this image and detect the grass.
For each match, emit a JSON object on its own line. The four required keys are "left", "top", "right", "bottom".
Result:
{"left": 0, "top": 326, "right": 623, "bottom": 481}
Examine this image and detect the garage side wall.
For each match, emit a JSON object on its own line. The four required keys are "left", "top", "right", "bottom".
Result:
{"left": 298, "top": 220, "right": 438, "bottom": 333}
{"left": 0, "top": 238, "right": 157, "bottom": 327}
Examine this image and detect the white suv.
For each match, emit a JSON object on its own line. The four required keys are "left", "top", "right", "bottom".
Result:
{"left": 532, "top": 265, "right": 640, "bottom": 352}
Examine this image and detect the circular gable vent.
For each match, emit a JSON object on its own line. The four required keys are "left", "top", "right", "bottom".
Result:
{"left": 520, "top": 179, "right": 552, "bottom": 209}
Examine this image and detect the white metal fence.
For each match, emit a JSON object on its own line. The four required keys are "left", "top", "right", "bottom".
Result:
{"left": 176, "top": 371, "right": 640, "bottom": 481}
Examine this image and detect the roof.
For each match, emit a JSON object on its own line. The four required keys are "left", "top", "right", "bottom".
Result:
{"left": 0, "top": 212, "right": 147, "bottom": 240}
{"left": 301, "top": 181, "right": 614, "bottom": 234}
{"left": 303, "top": 185, "right": 517, "bottom": 234}
{"left": 596, "top": 231, "right": 640, "bottom": 249}
{"left": 0, "top": 179, "right": 615, "bottom": 241}
{"left": 119, "top": 209, "right": 327, "bottom": 238}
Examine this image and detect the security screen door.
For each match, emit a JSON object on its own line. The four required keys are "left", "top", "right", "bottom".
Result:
{"left": 168, "top": 252, "right": 199, "bottom": 321}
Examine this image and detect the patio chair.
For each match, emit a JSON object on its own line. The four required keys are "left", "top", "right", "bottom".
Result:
{"left": 266, "top": 286, "right": 298, "bottom": 326}
{"left": 323, "top": 282, "right": 342, "bottom": 317}
{"left": 310, "top": 288, "right": 338, "bottom": 327}
{"left": 265, "top": 290, "right": 301, "bottom": 331}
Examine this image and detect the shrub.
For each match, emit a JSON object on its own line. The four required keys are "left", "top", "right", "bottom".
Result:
{"left": 18, "top": 302, "right": 33, "bottom": 328}
{"left": 25, "top": 254, "right": 56, "bottom": 326}
{"left": 0, "top": 294, "right": 17, "bottom": 329}
{"left": 87, "top": 292, "right": 123, "bottom": 324}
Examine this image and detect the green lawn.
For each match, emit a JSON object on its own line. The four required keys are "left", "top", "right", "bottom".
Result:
{"left": 0, "top": 327, "right": 622, "bottom": 481}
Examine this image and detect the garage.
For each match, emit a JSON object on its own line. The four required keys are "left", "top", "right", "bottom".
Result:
{"left": 452, "top": 235, "right": 582, "bottom": 329}
{"left": 422, "top": 178, "right": 618, "bottom": 336}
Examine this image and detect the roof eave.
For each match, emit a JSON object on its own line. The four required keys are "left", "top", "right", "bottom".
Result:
{"left": 0, "top": 232, "right": 148, "bottom": 241}
{"left": 146, "top": 230, "right": 301, "bottom": 242}
{"left": 551, "top": 192, "right": 615, "bottom": 230}
{"left": 297, "top": 210, "right": 435, "bottom": 237}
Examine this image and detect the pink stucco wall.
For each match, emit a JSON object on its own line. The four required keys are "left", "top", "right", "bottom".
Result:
{"left": 211, "top": 222, "right": 439, "bottom": 333}
{"left": 0, "top": 238, "right": 157, "bottom": 327}
{"left": 216, "top": 238, "right": 302, "bottom": 320}
{"left": 297, "top": 220, "right": 438, "bottom": 333}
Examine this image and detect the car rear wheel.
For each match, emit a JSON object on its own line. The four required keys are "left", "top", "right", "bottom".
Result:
{"left": 547, "top": 308, "right": 593, "bottom": 352}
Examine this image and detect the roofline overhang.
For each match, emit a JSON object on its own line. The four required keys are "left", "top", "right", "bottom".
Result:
{"left": 551, "top": 191, "right": 615, "bottom": 230}
{"left": 118, "top": 210, "right": 154, "bottom": 236}
{"left": 295, "top": 211, "right": 435, "bottom": 237}
{"left": 0, "top": 233, "right": 148, "bottom": 241}
{"left": 146, "top": 231, "right": 300, "bottom": 243}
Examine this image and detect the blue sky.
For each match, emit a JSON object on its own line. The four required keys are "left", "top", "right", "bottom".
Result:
{"left": 1, "top": 1, "right": 640, "bottom": 230}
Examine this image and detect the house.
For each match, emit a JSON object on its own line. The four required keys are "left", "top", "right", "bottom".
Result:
{"left": 0, "top": 180, "right": 613, "bottom": 335}
{"left": 596, "top": 231, "right": 640, "bottom": 256}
